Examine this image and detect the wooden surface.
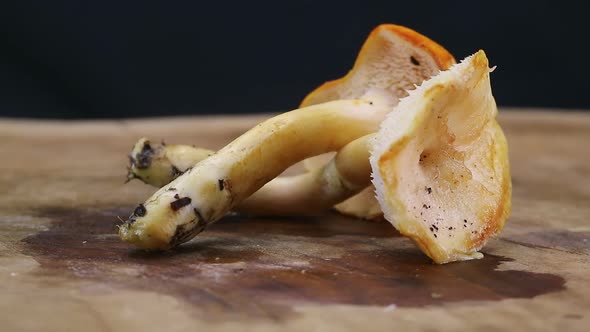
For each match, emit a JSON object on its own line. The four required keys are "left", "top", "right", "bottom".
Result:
{"left": 0, "top": 110, "right": 589, "bottom": 331}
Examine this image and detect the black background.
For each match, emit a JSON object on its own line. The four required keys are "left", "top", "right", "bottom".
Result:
{"left": 1, "top": 1, "right": 587, "bottom": 118}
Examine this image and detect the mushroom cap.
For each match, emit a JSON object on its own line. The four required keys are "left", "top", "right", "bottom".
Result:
{"left": 301, "top": 24, "right": 456, "bottom": 107}
{"left": 299, "top": 24, "right": 456, "bottom": 219}
{"left": 370, "top": 51, "right": 511, "bottom": 264}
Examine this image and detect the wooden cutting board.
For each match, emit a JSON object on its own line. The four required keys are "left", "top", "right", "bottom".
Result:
{"left": 0, "top": 110, "right": 588, "bottom": 331}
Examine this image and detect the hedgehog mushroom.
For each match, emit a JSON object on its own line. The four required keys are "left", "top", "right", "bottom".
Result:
{"left": 371, "top": 50, "right": 511, "bottom": 263}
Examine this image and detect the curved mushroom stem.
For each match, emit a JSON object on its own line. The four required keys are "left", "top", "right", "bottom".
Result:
{"left": 119, "top": 90, "right": 395, "bottom": 249}
{"left": 127, "top": 135, "right": 373, "bottom": 216}
{"left": 237, "top": 133, "right": 373, "bottom": 215}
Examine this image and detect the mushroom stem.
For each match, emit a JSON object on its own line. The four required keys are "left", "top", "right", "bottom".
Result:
{"left": 127, "top": 138, "right": 213, "bottom": 187}
{"left": 239, "top": 133, "right": 373, "bottom": 215}
{"left": 119, "top": 90, "right": 395, "bottom": 249}
{"left": 127, "top": 135, "right": 374, "bottom": 216}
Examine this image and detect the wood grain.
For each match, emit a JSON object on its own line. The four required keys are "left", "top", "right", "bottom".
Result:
{"left": 0, "top": 110, "right": 589, "bottom": 331}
